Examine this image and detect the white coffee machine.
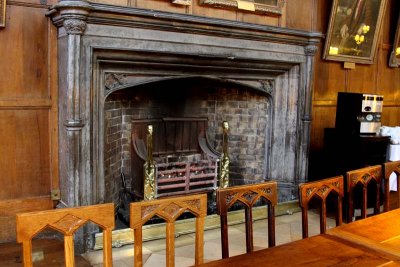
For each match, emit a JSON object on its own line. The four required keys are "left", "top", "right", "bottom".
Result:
{"left": 335, "top": 92, "right": 383, "bottom": 135}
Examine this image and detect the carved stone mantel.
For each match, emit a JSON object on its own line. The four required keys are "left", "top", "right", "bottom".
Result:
{"left": 47, "top": 1, "right": 322, "bottom": 212}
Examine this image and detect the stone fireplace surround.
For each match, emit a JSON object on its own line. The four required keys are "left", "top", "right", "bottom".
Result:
{"left": 47, "top": 0, "right": 321, "bottom": 209}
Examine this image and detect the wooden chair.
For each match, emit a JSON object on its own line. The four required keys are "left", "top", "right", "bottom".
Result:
{"left": 383, "top": 160, "right": 400, "bottom": 211}
{"left": 298, "top": 176, "right": 344, "bottom": 239}
{"left": 216, "top": 181, "right": 277, "bottom": 259}
{"left": 130, "top": 194, "right": 207, "bottom": 267}
{"left": 16, "top": 203, "right": 114, "bottom": 267}
{"left": 346, "top": 165, "right": 382, "bottom": 222}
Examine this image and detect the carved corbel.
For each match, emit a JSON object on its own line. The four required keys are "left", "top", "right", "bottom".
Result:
{"left": 64, "top": 18, "right": 87, "bottom": 35}
{"left": 304, "top": 45, "right": 318, "bottom": 56}
{"left": 47, "top": 0, "right": 92, "bottom": 34}
{"left": 104, "top": 73, "right": 128, "bottom": 92}
{"left": 260, "top": 79, "right": 274, "bottom": 95}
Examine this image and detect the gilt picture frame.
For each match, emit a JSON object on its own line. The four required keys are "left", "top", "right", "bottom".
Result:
{"left": 0, "top": 0, "right": 6, "bottom": 28}
{"left": 389, "top": 11, "right": 400, "bottom": 67}
{"left": 323, "top": 0, "right": 387, "bottom": 64}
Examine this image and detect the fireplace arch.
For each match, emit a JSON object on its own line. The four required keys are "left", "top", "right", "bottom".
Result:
{"left": 102, "top": 76, "right": 273, "bottom": 203}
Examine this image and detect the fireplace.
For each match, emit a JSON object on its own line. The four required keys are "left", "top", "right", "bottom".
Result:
{"left": 47, "top": 1, "right": 321, "bottom": 209}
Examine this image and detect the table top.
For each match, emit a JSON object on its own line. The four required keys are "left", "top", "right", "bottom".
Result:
{"left": 327, "top": 208, "right": 400, "bottom": 258}
{"left": 197, "top": 234, "right": 400, "bottom": 267}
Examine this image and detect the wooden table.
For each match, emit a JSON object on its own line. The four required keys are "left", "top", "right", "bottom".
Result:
{"left": 327, "top": 208, "right": 400, "bottom": 258}
{"left": 197, "top": 234, "right": 400, "bottom": 266}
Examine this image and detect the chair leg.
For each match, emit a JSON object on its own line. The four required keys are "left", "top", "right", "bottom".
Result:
{"left": 375, "top": 184, "right": 380, "bottom": 215}
{"left": 268, "top": 205, "right": 275, "bottom": 247}
{"left": 384, "top": 179, "right": 390, "bottom": 212}
{"left": 220, "top": 213, "right": 229, "bottom": 259}
{"left": 22, "top": 240, "right": 33, "bottom": 267}
{"left": 348, "top": 191, "right": 354, "bottom": 223}
{"left": 301, "top": 205, "right": 308, "bottom": 239}
{"left": 166, "top": 222, "right": 175, "bottom": 267}
{"left": 64, "top": 235, "right": 75, "bottom": 267}
{"left": 244, "top": 207, "right": 253, "bottom": 253}
{"left": 320, "top": 199, "right": 327, "bottom": 234}
{"left": 195, "top": 216, "right": 204, "bottom": 266}
{"left": 336, "top": 195, "right": 342, "bottom": 226}
{"left": 362, "top": 186, "right": 367, "bottom": 219}
{"left": 134, "top": 228, "right": 143, "bottom": 267}
{"left": 103, "top": 229, "right": 113, "bottom": 267}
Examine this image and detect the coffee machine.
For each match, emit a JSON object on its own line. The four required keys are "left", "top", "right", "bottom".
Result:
{"left": 323, "top": 92, "right": 389, "bottom": 177}
{"left": 335, "top": 92, "right": 383, "bottom": 135}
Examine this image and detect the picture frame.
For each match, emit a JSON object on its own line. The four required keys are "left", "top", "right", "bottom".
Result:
{"left": 0, "top": 0, "right": 5, "bottom": 28}
{"left": 200, "top": 0, "right": 284, "bottom": 16}
{"left": 323, "top": 0, "right": 387, "bottom": 64}
{"left": 389, "top": 11, "right": 400, "bottom": 67}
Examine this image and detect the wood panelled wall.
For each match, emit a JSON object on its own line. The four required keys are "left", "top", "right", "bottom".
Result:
{"left": 0, "top": 0, "right": 399, "bottom": 243}
{"left": 308, "top": 0, "right": 400, "bottom": 179}
{"left": 0, "top": 0, "right": 58, "bottom": 241}
{"left": 311, "top": 0, "right": 400, "bottom": 153}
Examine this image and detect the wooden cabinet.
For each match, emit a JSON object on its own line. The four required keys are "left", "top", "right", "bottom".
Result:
{"left": 323, "top": 128, "right": 390, "bottom": 177}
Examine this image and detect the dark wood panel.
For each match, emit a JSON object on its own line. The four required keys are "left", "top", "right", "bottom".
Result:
{"left": 313, "top": 45, "right": 346, "bottom": 101}
{"left": 285, "top": 0, "right": 313, "bottom": 30}
{"left": 0, "top": 110, "right": 51, "bottom": 200}
{"left": 382, "top": 106, "right": 400, "bottom": 127}
{"left": 240, "top": 11, "right": 280, "bottom": 26}
{"left": 347, "top": 64, "right": 378, "bottom": 94}
{"left": 0, "top": 197, "right": 54, "bottom": 242}
{"left": 314, "top": 0, "right": 332, "bottom": 33}
{"left": 192, "top": 0, "right": 237, "bottom": 21}
{"left": 136, "top": 0, "right": 188, "bottom": 13}
{"left": 377, "top": 47, "right": 400, "bottom": 103}
{"left": 90, "top": 0, "right": 128, "bottom": 6}
{"left": 0, "top": 5, "right": 49, "bottom": 99}
{"left": 310, "top": 105, "right": 336, "bottom": 151}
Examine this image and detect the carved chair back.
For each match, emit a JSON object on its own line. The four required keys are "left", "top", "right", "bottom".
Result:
{"left": 216, "top": 181, "right": 277, "bottom": 259}
{"left": 298, "top": 176, "right": 344, "bottom": 238}
{"left": 346, "top": 165, "right": 382, "bottom": 222}
{"left": 130, "top": 194, "right": 207, "bottom": 267}
{"left": 383, "top": 161, "right": 400, "bottom": 211}
{"left": 16, "top": 203, "right": 115, "bottom": 267}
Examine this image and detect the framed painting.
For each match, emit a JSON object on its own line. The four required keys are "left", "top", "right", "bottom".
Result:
{"left": 0, "top": 0, "right": 5, "bottom": 28}
{"left": 323, "top": 0, "right": 387, "bottom": 64}
{"left": 200, "top": 0, "right": 284, "bottom": 16}
{"left": 389, "top": 10, "right": 400, "bottom": 67}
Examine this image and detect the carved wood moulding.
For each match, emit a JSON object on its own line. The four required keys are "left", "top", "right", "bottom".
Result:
{"left": 200, "top": 0, "right": 285, "bottom": 16}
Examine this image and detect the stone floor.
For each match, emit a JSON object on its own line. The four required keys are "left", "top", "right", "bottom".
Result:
{"left": 83, "top": 210, "right": 336, "bottom": 267}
